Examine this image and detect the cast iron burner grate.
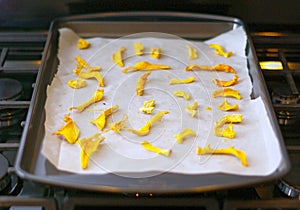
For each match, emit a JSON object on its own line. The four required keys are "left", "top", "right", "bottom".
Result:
{"left": 0, "top": 29, "right": 300, "bottom": 209}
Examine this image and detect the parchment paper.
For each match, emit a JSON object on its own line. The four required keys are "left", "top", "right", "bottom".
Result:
{"left": 42, "top": 27, "right": 282, "bottom": 177}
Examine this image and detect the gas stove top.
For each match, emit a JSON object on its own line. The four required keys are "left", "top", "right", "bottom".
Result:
{"left": 0, "top": 29, "right": 299, "bottom": 209}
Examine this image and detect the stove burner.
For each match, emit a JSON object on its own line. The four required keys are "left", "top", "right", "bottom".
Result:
{"left": 277, "top": 149, "right": 300, "bottom": 198}
{"left": 0, "top": 78, "right": 23, "bottom": 101}
{"left": 0, "top": 153, "right": 11, "bottom": 194}
{"left": 0, "top": 78, "right": 25, "bottom": 128}
{"left": 271, "top": 85, "right": 300, "bottom": 126}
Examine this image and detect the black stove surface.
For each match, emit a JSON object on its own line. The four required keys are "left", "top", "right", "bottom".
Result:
{"left": 0, "top": 28, "right": 300, "bottom": 209}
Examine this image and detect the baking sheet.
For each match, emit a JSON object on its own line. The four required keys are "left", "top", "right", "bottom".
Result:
{"left": 41, "top": 26, "right": 282, "bottom": 177}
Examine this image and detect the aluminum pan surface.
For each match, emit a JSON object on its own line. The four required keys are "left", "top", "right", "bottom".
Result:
{"left": 15, "top": 12, "right": 290, "bottom": 193}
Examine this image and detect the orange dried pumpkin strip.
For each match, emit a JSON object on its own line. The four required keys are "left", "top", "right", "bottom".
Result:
{"left": 185, "top": 64, "right": 236, "bottom": 74}
{"left": 127, "top": 110, "right": 169, "bottom": 136}
{"left": 141, "top": 141, "right": 171, "bottom": 157}
{"left": 150, "top": 48, "right": 161, "bottom": 59}
{"left": 52, "top": 114, "right": 80, "bottom": 144}
{"left": 209, "top": 44, "right": 233, "bottom": 58}
{"left": 122, "top": 61, "right": 170, "bottom": 73}
{"left": 136, "top": 72, "right": 151, "bottom": 96}
{"left": 69, "top": 89, "right": 104, "bottom": 113}
{"left": 186, "top": 45, "right": 198, "bottom": 60}
{"left": 185, "top": 101, "right": 198, "bottom": 117}
{"left": 90, "top": 105, "right": 119, "bottom": 131}
{"left": 212, "top": 74, "right": 239, "bottom": 87}
{"left": 169, "top": 77, "right": 195, "bottom": 85}
{"left": 77, "top": 38, "right": 90, "bottom": 50}
{"left": 112, "top": 46, "right": 126, "bottom": 67}
{"left": 174, "top": 128, "right": 196, "bottom": 144}
{"left": 212, "top": 88, "right": 241, "bottom": 100}
{"left": 218, "top": 99, "right": 239, "bottom": 111}
{"left": 134, "top": 42, "right": 144, "bottom": 56}
{"left": 78, "top": 133, "right": 105, "bottom": 169}
{"left": 196, "top": 144, "right": 248, "bottom": 166}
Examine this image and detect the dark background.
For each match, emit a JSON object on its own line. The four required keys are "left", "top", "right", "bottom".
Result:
{"left": 0, "top": 0, "right": 299, "bottom": 31}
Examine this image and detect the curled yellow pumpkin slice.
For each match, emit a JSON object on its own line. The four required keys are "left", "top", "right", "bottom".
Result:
{"left": 127, "top": 111, "right": 169, "bottom": 136}
{"left": 112, "top": 46, "right": 126, "bottom": 67}
{"left": 174, "top": 128, "right": 196, "bottom": 144}
{"left": 173, "top": 90, "right": 190, "bottom": 100}
{"left": 134, "top": 42, "right": 144, "bottom": 56}
{"left": 141, "top": 141, "right": 171, "bottom": 157}
{"left": 90, "top": 105, "right": 119, "bottom": 131}
{"left": 109, "top": 114, "right": 128, "bottom": 133}
{"left": 69, "top": 89, "right": 104, "bottom": 113}
{"left": 73, "top": 70, "right": 104, "bottom": 87}
{"left": 77, "top": 38, "right": 90, "bottom": 50}
{"left": 169, "top": 77, "right": 195, "bottom": 85}
{"left": 185, "top": 64, "right": 236, "bottom": 74}
{"left": 78, "top": 133, "right": 105, "bottom": 169}
{"left": 218, "top": 99, "right": 239, "bottom": 111}
{"left": 68, "top": 78, "right": 87, "bottom": 89}
{"left": 212, "top": 88, "right": 241, "bottom": 100}
{"left": 150, "top": 48, "right": 161, "bottom": 59}
{"left": 140, "top": 99, "right": 155, "bottom": 114}
{"left": 186, "top": 45, "right": 198, "bottom": 60}
{"left": 122, "top": 61, "right": 170, "bottom": 73}
{"left": 196, "top": 144, "right": 248, "bottom": 166}
{"left": 136, "top": 72, "right": 151, "bottom": 96}
{"left": 214, "top": 114, "right": 243, "bottom": 139}
{"left": 209, "top": 43, "right": 233, "bottom": 58}
{"left": 52, "top": 114, "right": 80, "bottom": 144}
{"left": 185, "top": 101, "right": 198, "bottom": 117}
{"left": 75, "top": 56, "right": 101, "bottom": 72}
{"left": 212, "top": 74, "right": 239, "bottom": 87}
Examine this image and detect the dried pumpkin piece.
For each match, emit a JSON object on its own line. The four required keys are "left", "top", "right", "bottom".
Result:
{"left": 69, "top": 89, "right": 104, "bottom": 113}
{"left": 141, "top": 141, "right": 171, "bottom": 157}
{"left": 205, "top": 106, "right": 212, "bottom": 110}
{"left": 109, "top": 114, "right": 128, "bottom": 133}
{"left": 73, "top": 70, "right": 104, "bottom": 87}
{"left": 136, "top": 72, "right": 151, "bottom": 96}
{"left": 122, "top": 61, "right": 170, "bottom": 73}
{"left": 78, "top": 133, "right": 105, "bottom": 169}
{"left": 77, "top": 38, "right": 90, "bottom": 50}
{"left": 209, "top": 43, "right": 233, "bottom": 58}
{"left": 75, "top": 56, "right": 101, "bottom": 72}
{"left": 140, "top": 99, "right": 155, "bottom": 114}
{"left": 186, "top": 45, "right": 198, "bottom": 60}
{"left": 112, "top": 46, "right": 126, "bottom": 67}
{"left": 150, "top": 48, "right": 161, "bottom": 59}
{"left": 90, "top": 105, "right": 119, "bottom": 131}
{"left": 68, "top": 78, "right": 87, "bottom": 89}
{"left": 185, "top": 101, "right": 198, "bottom": 117}
{"left": 169, "top": 77, "right": 196, "bottom": 85}
{"left": 212, "top": 74, "right": 239, "bottom": 87}
{"left": 185, "top": 64, "right": 236, "bottom": 74}
{"left": 53, "top": 114, "right": 80, "bottom": 144}
{"left": 214, "top": 114, "right": 243, "bottom": 139}
{"left": 196, "top": 144, "right": 248, "bottom": 166}
{"left": 128, "top": 111, "right": 169, "bottom": 136}
{"left": 212, "top": 88, "right": 241, "bottom": 100}
{"left": 173, "top": 90, "right": 190, "bottom": 100}
{"left": 134, "top": 42, "right": 144, "bottom": 56}
{"left": 174, "top": 128, "right": 196, "bottom": 144}
{"left": 218, "top": 98, "right": 239, "bottom": 111}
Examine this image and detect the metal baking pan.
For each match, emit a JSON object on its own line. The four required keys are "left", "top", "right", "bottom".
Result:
{"left": 15, "top": 12, "right": 290, "bottom": 193}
